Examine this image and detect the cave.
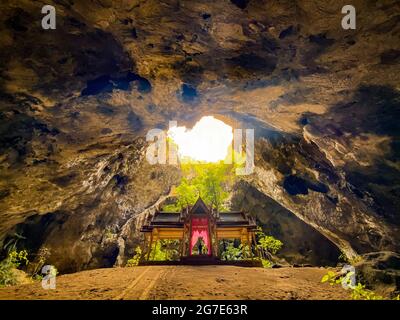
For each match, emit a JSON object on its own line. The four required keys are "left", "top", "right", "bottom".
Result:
{"left": 0, "top": 0, "right": 399, "bottom": 301}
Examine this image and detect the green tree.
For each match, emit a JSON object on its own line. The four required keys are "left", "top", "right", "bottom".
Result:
{"left": 255, "top": 227, "right": 283, "bottom": 266}
{"left": 126, "top": 247, "right": 142, "bottom": 267}
{"left": 148, "top": 240, "right": 180, "bottom": 261}
{"left": 174, "top": 178, "right": 199, "bottom": 209}
{"left": 164, "top": 162, "right": 235, "bottom": 212}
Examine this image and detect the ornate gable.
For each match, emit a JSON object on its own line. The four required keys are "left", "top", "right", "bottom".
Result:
{"left": 190, "top": 197, "right": 210, "bottom": 215}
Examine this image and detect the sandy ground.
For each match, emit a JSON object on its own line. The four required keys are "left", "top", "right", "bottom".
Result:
{"left": 0, "top": 266, "right": 349, "bottom": 300}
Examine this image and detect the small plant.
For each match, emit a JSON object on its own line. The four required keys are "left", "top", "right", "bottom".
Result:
{"left": 220, "top": 241, "right": 252, "bottom": 261}
{"left": 221, "top": 243, "right": 242, "bottom": 261}
{"left": 321, "top": 270, "right": 342, "bottom": 285}
{"left": 126, "top": 247, "right": 142, "bottom": 267}
{"left": 321, "top": 270, "right": 387, "bottom": 300}
{"left": 0, "top": 249, "right": 29, "bottom": 287}
{"left": 162, "top": 203, "right": 181, "bottom": 212}
{"left": 338, "top": 251, "right": 348, "bottom": 263}
{"left": 261, "top": 259, "right": 273, "bottom": 268}
{"left": 30, "top": 247, "right": 51, "bottom": 279}
{"left": 255, "top": 227, "right": 283, "bottom": 266}
{"left": 32, "top": 274, "right": 43, "bottom": 281}
{"left": 3, "top": 233, "right": 26, "bottom": 253}
{"left": 104, "top": 227, "right": 115, "bottom": 240}
{"left": 350, "top": 283, "right": 383, "bottom": 300}
{"left": 0, "top": 258, "right": 18, "bottom": 287}
{"left": 9, "top": 250, "right": 29, "bottom": 266}
{"left": 148, "top": 240, "right": 180, "bottom": 261}
{"left": 258, "top": 235, "right": 283, "bottom": 255}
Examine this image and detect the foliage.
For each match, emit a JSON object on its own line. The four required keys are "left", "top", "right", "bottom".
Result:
{"left": 321, "top": 270, "right": 341, "bottom": 285}
{"left": 253, "top": 227, "right": 283, "bottom": 268}
{"left": 1, "top": 233, "right": 56, "bottom": 285}
{"left": 261, "top": 259, "right": 273, "bottom": 268}
{"left": 9, "top": 250, "right": 29, "bottom": 266}
{"left": 1, "top": 232, "right": 30, "bottom": 286}
{"left": 218, "top": 228, "right": 283, "bottom": 265}
{"left": 0, "top": 249, "right": 29, "bottom": 287}
{"left": 3, "top": 233, "right": 26, "bottom": 253}
{"left": 104, "top": 228, "right": 115, "bottom": 240}
{"left": 338, "top": 251, "right": 348, "bottom": 263}
{"left": 126, "top": 247, "right": 142, "bottom": 267}
{"left": 161, "top": 203, "right": 181, "bottom": 212}
{"left": 173, "top": 177, "right": 200, "bottom": 210}
{"left": 258, "top": 235, "right": 283, "bottom": 255}
{"left": 149, "top": 240, "right": 180, "bottom": 261}
{"left": 350, "top": 283, "right": 384, "bottom": 300}
{"left": 32, "top": 274, "right": 44, "bottom": 281}
{"left": 31, "top": 247, "right": 51, "bottom": 278}
{"left": 321, "top": 271, "right": 386, "bottom": 300}
{"left": 163, "top": 162, "right": 236, "bottom": 211}
{"left": 337, "top": 250, "right": 362, "bottom": 265}
{"left": 255, "top": 227, "right": 283, "bottom": 256}
{"left": 220, "top": 241, "right": 251, "bottom": 261}
{"left": 221, "top": 242, "right": 242, "bottom": 261}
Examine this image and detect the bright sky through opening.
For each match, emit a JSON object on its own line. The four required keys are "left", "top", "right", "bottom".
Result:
{"left": 168, "top": 116, "right": 233, "bottom": 163}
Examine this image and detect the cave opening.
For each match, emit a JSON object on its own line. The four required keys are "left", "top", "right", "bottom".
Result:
{"left": 167, "top": 115, "right": 233, "bottom": 163}
{"left": 142, "top": 114, "right": 342, "bottom": 267}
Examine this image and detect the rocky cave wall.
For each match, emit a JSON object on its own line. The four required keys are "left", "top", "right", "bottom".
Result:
{"left": 0, "top": 0, "right": 399, "bottom": 272}
{"left": 231, "top": 180, "right": 341, "bottom": 266}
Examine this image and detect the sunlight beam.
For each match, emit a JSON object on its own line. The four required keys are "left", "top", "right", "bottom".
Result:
{"left": 168, "top": 116, "right": 233, "bottom": 163}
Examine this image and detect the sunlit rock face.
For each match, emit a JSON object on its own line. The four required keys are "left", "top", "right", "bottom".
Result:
{"left": 0, "top": 0, "right": 399, "bottom": 272}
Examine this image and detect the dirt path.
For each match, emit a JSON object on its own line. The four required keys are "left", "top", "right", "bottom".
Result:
{"left": 0, "top": 266, "right": 349, "bottom": 300}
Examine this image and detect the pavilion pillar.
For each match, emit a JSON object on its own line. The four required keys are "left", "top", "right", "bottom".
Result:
{"left": 241, "top": 228, "right": 250, "bottom": 258}
{"left": 250, "top": 231, "right": 254, "bottom": 258}
{"left": 146, "top": 232, "right": 153, "bottom": 261}
{"left": 182, "top": 222, "right": 189, "bottom": 257}
{"left": 151, "top": 229, "right": 159, "bottom": 260}
{"left": 252, "top": 232, "right": 261, "bottom": 259}
{"left": 141, "top": 233, "right": 149, "bottom": 262}
{"left": 178, "top": 237, "right": 184, "bottom": 258}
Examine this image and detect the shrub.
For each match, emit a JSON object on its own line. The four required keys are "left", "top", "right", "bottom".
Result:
{"left": 350, "top": 283, "right": 384, "bottom": 300}
{"left": 30, "top": 247, "right": 51, "bottom": 278}
{"left": 255, "top": 227, "right": 283, "bottom": 264}
{"left": 0, "top": 249, "right": 29, "bottom": 287}
{"left": 148, "top": 240, "right": 181, "bottom": 261}
{"left": 258, "top": 235, "right": 283, "bottom": 255}
{"left": 261, "top": 259, "right": 273, "bottom": 268}
{"left": 126, "top": 247, "right": 142, "bottom": 267}
{"left": 221, "top": 243, "right": 242, "bottom": 261}
{"left": 321, "top": 271, "right": 386, "bottom": 300}
{"left": 220, "top": 241, "right": 252, "bottom": 261}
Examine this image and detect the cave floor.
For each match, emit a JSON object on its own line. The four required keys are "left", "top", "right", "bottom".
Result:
{"left": 0, "top": 266, "right": 349, "bottom": 300}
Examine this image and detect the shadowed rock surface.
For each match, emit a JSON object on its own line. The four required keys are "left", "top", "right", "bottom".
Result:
{"left": 231, "top": 181, "right": 341, "bottom": 266}
{"left": 0, "top": 0, "right": 399, "bottom": 276}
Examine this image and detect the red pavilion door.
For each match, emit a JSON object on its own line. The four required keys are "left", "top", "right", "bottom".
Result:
{"left": 189, "top": 217, "right": 212, "bottom": 256}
